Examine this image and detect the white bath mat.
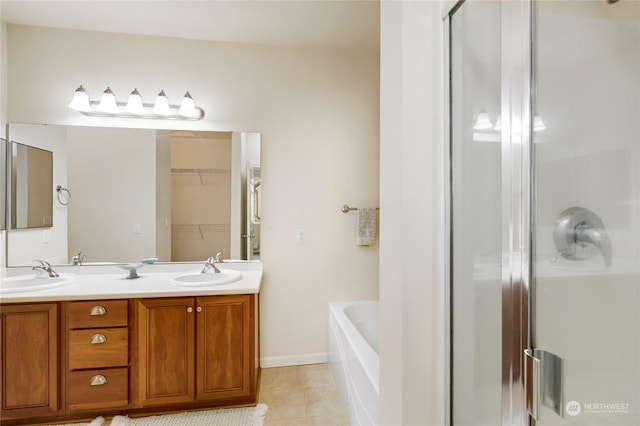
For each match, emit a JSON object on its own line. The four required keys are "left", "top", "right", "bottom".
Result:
{"left": 49, "top": 404, "right": 268, "bottom": 426}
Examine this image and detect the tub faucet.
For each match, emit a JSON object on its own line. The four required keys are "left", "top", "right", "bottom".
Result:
{"left": 71, "top": 251, "right": 86, "bottom": 266}
{"left": 201, "top": 249, "right": 225, "bottom": 274}
{"left": 33, "top": 260, "right": 59, "bottom": 278}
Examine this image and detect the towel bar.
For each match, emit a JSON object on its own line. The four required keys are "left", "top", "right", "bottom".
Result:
{"left": 341, "top": 204, "right": 380, "bottom": 214}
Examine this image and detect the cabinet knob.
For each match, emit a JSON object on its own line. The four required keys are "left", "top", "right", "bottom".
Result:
{"left": 187, "top": 307, "right": 193, "bottom": 313}
{"left": 90, "top": 306, "right": 107, "bottom": 316}
{"left": 90, "top": 375, "right": 107, "bottom": 386}
{"left": 196, "top": 306, "right": 203, "bottom": 313}
{"left": 90, "top": 333, "right": 107, "bottom": 344}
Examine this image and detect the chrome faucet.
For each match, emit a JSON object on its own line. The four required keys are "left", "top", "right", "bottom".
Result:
{"left": 71, "top": 251, "right": 87, "bottom": 266}
{"left": 32, "top": 260, "right": 59, "bottom": 278}
{"left": 201, "top": 249, "right": 225, "bottom": 274}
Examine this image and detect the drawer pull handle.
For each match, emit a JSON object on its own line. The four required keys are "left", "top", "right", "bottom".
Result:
{"left": 90, "top": 375, "right": 107, "bottom": 386}
{"left": 187, "top": 307, "right": 193, "bottom": 313}
{"left": 90, "top": 334, "right": 107, "bottom": 344}
{"left": 90, "top": 306, "right": 107, "bottom": 316}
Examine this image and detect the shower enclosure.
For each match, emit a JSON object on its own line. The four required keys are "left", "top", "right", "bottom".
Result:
{"left": 447, "top": 1, "right": 639, "bottom": 425}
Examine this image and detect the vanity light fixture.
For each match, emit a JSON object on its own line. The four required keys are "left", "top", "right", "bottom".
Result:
{"left": 68, "top": 85, "right": 204, "bottom": 120}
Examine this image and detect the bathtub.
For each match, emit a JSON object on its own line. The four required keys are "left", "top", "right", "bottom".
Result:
{"left": 328, "top": 301, "right": 379, "bottom": 426}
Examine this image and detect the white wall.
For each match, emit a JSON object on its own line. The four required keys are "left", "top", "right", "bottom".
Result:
{"left": 379, "top": 1, "right": 445, "bottom": 425}
{"left": 4, "top": 24, "right": 379, "bottom": 365}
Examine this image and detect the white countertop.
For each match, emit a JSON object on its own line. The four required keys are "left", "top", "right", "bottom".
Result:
{"left": 0, "top": 261, "right": 263, "bottom": 304}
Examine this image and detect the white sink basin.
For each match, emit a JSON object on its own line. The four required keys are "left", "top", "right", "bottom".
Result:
{"left": 173, "top": 270, "right": 242, "bottom": 287}
{"left": 0, "top": 273, "right": 75, "bottom": 294}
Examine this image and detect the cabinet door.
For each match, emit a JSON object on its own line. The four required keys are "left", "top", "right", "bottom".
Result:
{"left": 0, "top": 303, "right": 58, "bottom": 420}
{"left": 196, "top": 295, "right": 252, "bottom": 401}
{"left": 137, "top": 298, "right": 195, "bottom": 406}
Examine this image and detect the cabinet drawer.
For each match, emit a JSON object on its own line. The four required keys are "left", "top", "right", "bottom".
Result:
{"left": 68, "top": 300, "right": 128, "bottom": 329}
{"left": 69, "top": 328, "right": 128, "bottom": 369}
{"left": 68, "top": 368, "right": 128, "bottom": 411}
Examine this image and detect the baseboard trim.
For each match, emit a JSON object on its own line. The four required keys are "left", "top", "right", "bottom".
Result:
{"left": 260, "top": 352, "right": 328, "bottom": 368}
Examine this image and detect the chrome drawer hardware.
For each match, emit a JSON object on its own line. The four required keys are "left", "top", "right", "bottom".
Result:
{"left": 90, "top": 334, "right": 107, "bottom": 344}
{"left": 90, "top": 375, "right": 107, "bottom": 386}
{"left": 90, "top": 306, "right": 107, "bottom": 316}
{"left": 524, "top": 349, "right": 564, "bottom": 420}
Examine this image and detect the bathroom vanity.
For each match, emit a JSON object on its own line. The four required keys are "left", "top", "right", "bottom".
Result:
{"left": 0, "top": 262, "right": 261, "bottom": 425}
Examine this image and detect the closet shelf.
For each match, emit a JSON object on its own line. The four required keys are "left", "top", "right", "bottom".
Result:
{"left": 171, "top": 168, "right": 230, "bottom": 174}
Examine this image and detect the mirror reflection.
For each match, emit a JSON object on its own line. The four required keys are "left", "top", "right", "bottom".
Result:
{"left": 6, "top": 124, "right": 260, "bottom": 266}
{"left": 10, "top": 142, "right": 53, "bottom": 230}
{"left": 1, "top": 138, "right": 6, "bottom": 231}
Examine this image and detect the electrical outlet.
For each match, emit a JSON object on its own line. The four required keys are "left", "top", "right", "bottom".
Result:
{"left": 134, "top": 224, "right": 141, "bottom": 234}
{"left": 296, "top": 228, "right": 304, "bottom": 243}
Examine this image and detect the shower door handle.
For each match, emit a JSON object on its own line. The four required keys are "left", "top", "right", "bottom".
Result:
{"left": 524, "top": 349, "right": 564, "bottom": 420}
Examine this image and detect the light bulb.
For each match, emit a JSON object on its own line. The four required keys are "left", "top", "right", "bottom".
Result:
{"left": 68, "top": 85, "right": 92, "bottom": 112}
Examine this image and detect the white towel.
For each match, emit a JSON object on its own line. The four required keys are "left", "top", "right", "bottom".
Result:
{"left": 357, "top": 207, "right": 377, "bottom": 246}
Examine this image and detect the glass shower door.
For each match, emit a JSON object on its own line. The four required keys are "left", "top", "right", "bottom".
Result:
{"left": 449, "top": 1, "right": 503, "bottom": 425}
{"left": 531, "top": 1, "right": 640, "bottom": 424}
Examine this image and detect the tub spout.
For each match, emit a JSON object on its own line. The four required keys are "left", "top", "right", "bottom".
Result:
{"left": 575, "top": 224, "right": 612, "bottom": 267}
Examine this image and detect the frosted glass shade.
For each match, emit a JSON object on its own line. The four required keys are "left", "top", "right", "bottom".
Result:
{"left": 125, "top": 89, "right": 144, "bottom": 114}
{"left": 178, "top": 92, "right": 199, "bottom": 118}
{"left": 494, "top": 115, "right": 502, "bottom": 131}
{"left": 68, "top": 85, "right": 91, "bottom": 111}
{"left": 473, "top": 110, "right": 493, "bottom": 130}
{"left": 533, "top": 115, "right": 546, "bottom": 132}
{"left": 152, "top": 90, "right": 171, "bottom": 115}
{"left": 98, "top": 87, "right": 119, "bottom": 113}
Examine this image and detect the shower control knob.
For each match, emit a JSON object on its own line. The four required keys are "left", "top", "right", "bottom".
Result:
{"left": 553, "top": 206, "right": 611, "bottom": 267}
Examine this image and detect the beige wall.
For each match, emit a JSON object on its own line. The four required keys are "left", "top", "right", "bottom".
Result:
{"left": 67, "top": 127, "right": 158, "bottom": 263}
{"left": 4, "top": 24, "right": 380, "bottom": 365}
{"left": 379, "top": 1, "right": 445, "bottom": 425}
{"left": 1, "top": 19, "right": 6, "bottom": 276}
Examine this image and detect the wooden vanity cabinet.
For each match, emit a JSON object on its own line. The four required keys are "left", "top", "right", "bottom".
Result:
{"left": 136, "top": 294, "right": 256, "bottom": 407}
{"left": 63, "top": 299, "right": 130, "bottom": 413}
{"left": 0, "top": 303, "right": 58, "bottom": 421}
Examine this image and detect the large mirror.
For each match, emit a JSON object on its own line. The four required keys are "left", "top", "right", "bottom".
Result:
{"left": 5, "top": 123, "right": 260, "bottom": 266}
{"left": 1, "top": 138, "right": 6, "bottom": 231}
{"left": 10, "top": 142, "right": 53, "bottom": 230}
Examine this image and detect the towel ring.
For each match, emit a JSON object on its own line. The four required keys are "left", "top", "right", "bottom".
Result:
{"left": 56, "top": 185, "right": 71, "bottom": 206}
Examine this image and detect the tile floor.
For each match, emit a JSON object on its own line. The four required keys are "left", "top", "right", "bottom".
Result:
{"left": 259, "top": 363, "right": 350, "bottom": 426}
